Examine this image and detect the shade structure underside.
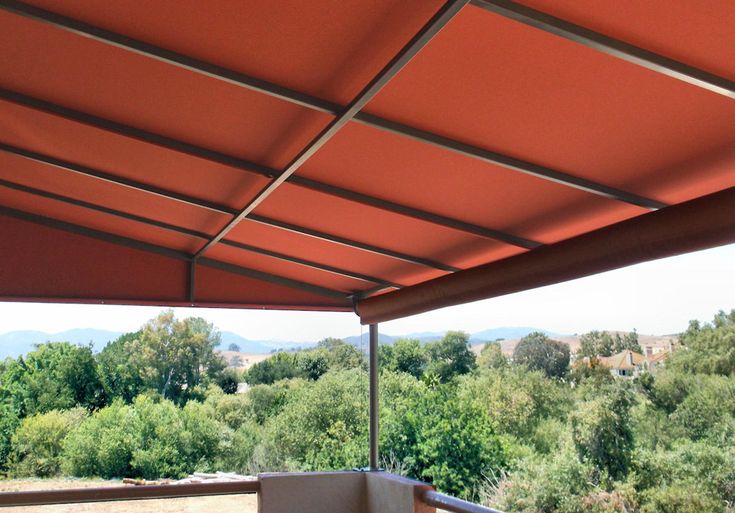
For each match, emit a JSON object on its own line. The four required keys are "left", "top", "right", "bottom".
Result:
{"left": 1, "top": 0, "right": 734, "bottom": 321}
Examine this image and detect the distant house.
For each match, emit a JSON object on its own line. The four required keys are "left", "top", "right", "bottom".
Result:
{"left": 581, "top": 346, "right": 674, "bottom": 378}
{"left": 644, "top": 350, "right": 670, "bottom": 372}
{"left": 598, "top": 350, "right": 647, "bottom": 377}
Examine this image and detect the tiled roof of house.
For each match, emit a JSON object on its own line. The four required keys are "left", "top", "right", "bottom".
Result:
{"left": 598, "top": 350, "right": 646, "bottom": 370}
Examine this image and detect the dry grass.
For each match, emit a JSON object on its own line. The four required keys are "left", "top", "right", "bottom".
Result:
{"left": 220, "top": 351, "right": 271, "bottom": 371}
{"left": 0, "top": 479, "right": 258, "bottom": 513}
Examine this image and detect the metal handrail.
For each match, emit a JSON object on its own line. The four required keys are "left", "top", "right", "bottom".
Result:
{"left": 0, "top": 476, "right": 504, "bottom": 513}
{"left": 0, "top": 480, "right": 259, "bottom": 507}
{"left": 421, "top": 489, "right": 505, "bottom": 513}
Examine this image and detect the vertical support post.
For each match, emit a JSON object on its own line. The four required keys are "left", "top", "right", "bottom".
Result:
{"left": 369, "top": 323, "right": 379, "bottom": 471}
{"left": 188, "top": 259, "right": 196, "bottom": 304}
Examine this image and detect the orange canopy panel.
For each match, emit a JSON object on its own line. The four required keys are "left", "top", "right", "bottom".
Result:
{"left": 0, "top": 0, "right": 734, "bottom": 320}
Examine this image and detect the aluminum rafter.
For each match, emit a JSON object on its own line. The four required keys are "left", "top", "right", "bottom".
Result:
{"left": 0, "top": 142, "right": 454, "bottom": 273}
{"left": 0, "top": 0, "right": 669, "bottom": 210}
{"left": 0, "top": 89, "right": 539, "bottom": 248}
{"left": 193, "top": 0, "right": 471, "bottom": 257}
{"left": 471, "top": 0, "right": 735, "bottom": 100}
{"left": 0, "top": 206, "right": 352, "bottom": 302}
{"left": 0, "top": 177, "right": 401, "bottom": 290}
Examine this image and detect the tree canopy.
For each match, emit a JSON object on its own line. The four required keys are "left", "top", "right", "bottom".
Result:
{"left": 425, "top": 331, "right": 477, "bottom": 383}
{"left": 513, "top": 332, "right": 570, "bottom": 378}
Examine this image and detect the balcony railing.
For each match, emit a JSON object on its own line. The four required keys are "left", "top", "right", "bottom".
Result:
{"left": 0, "top": 473, "right": 504, "bottom": 513}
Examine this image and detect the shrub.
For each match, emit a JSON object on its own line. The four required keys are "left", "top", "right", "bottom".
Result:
{"left": 217, "top": 421, "right": 261, "bottom": 474}
{"left": 640, "top": 483, "right": 724, "bottom": 513}
{"left": 64, "top": 396, "right": 227, "bottom": 479}
{"left": 246, "top": 382, "right": 294, "bottom": 425}
{"left": 632, "top": 441, "right": 735, "bottom": 506}
{"left": 129, "top": 396, "right": 204, "bottom": 479}
{"left": 9, "top": 408, "right": 85, "bottom": 477}
{"left": 0, "top": 403, "right": 20, "bottom": 471}
{"left": 207, "top": 392, "right": 251, "bottom": 429}
{"left": 266, "top": 370, "right": 369, "bottom": 471}
{"left": 63, "top": 400, "right": 138, "bottom": 478}
{"left": 180, "top": 400, "right": 226, "bottom": 472}
{"left": 383, "top": 381, "right": 505, "bottom": 500}
{"left": 459, "top": 367, "right": 571, "bottom": 439}
{"left": 571, "top": 384, "right": 635, "bottom": 482}
{"left": 491, "top": 444, "right": 592, "bottom": 513}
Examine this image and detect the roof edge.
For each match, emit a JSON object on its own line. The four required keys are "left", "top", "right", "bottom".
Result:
{"left": 357, "top": 187, "right": 735, "bottom": 324}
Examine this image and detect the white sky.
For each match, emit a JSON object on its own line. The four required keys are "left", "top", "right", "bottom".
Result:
{"left": 1, "top": 243, "right": 733, "bottom": 341}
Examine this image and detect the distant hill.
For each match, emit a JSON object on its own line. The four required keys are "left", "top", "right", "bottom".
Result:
{"left": 470, "top": 327, "right": 561, "bottom": 344}
{"left": 219, "top": 332, "right": 317, "bottom": 353}
{"left": 342, "top": 327, "right": 561, "bottom": 348}
{"left": 0, "top": 329, "right": 123, "bottom": 358}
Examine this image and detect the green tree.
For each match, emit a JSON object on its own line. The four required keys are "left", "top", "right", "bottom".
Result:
{"left": 297, "top": 350, "right": 330, "bottom": 380}
{"left": 328, "top": 343, "right": 365, "bottom": 371}
{"left": 97, "top": 331, "right": 146, "bottom": 403}
{"left": 227, "top": 343, "right": 241, "bottom": 352}
{"left": 460, "top": 366, "right": 571, "bottom": 440}
{"left": 578, "top": 331, "right": 615, "bottom": 358}
{"left": 216, "top": 369, "right": 241, "bottom": 394}
{"left": 129, "top": 311, "right": 226, "bottom": 403}
{"left": 1, "top": 342, "right": 105, "bottom": 415}
{"left": 426, "top": 331, "right": 477, "bottom": 383}
{"left": 246, "top": 352, "right": 301, "bottom": 385}
{"left": 513, "top": 332, "right": 570, "bottom": 379}
{"left": 478, "top": 342, "right": 507, "bottom": 369}
{"left": 382, "top": 383, "right": 505, "bottom": 500}
{"left": 382, "top": 338, "right": 427, "bottom": 378}
{"left": 612, "top": 330, "right": 642, "bottom": 354}
{"left": 668, "top": 309, "right": 735, "bottom": 375}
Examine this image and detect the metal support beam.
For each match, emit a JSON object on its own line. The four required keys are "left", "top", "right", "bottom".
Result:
{"left": 0, "top": 2, "right": 669, "bottom": 209}
{"left": 369, "top": 323, "right": 380, "bottom": 471}
{"left": 188, "top": 260, "right": 196, "bottom": 303}
{"left": 194, "top": 0, "right": 470, "bottom": 257}
{"left": 471, "top": 0, "right": 735, "bottom": 100}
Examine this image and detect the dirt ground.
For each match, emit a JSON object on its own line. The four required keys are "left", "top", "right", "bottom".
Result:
{"left": 0, "top": 479, "right": 258, "bottom": 513}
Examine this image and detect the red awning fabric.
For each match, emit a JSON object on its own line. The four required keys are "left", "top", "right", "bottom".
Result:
{"left": 1, "top": 0, "right": 734, "bottom": 320}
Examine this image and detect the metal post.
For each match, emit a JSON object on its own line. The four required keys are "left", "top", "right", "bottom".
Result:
{"left": 369, "top": 323, "right": 379, "bottom": 470}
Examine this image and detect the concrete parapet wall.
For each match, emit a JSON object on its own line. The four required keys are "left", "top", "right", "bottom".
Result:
{"left": 258, "top": 471, "right": 436, "bottom": 513}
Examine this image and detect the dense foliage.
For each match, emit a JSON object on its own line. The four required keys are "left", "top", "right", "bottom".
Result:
{"left": 1, "top": 310, "right": 735, "bottom": 512}
{"left": 512, "top": 332, "right": 570, "bottom": 378}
